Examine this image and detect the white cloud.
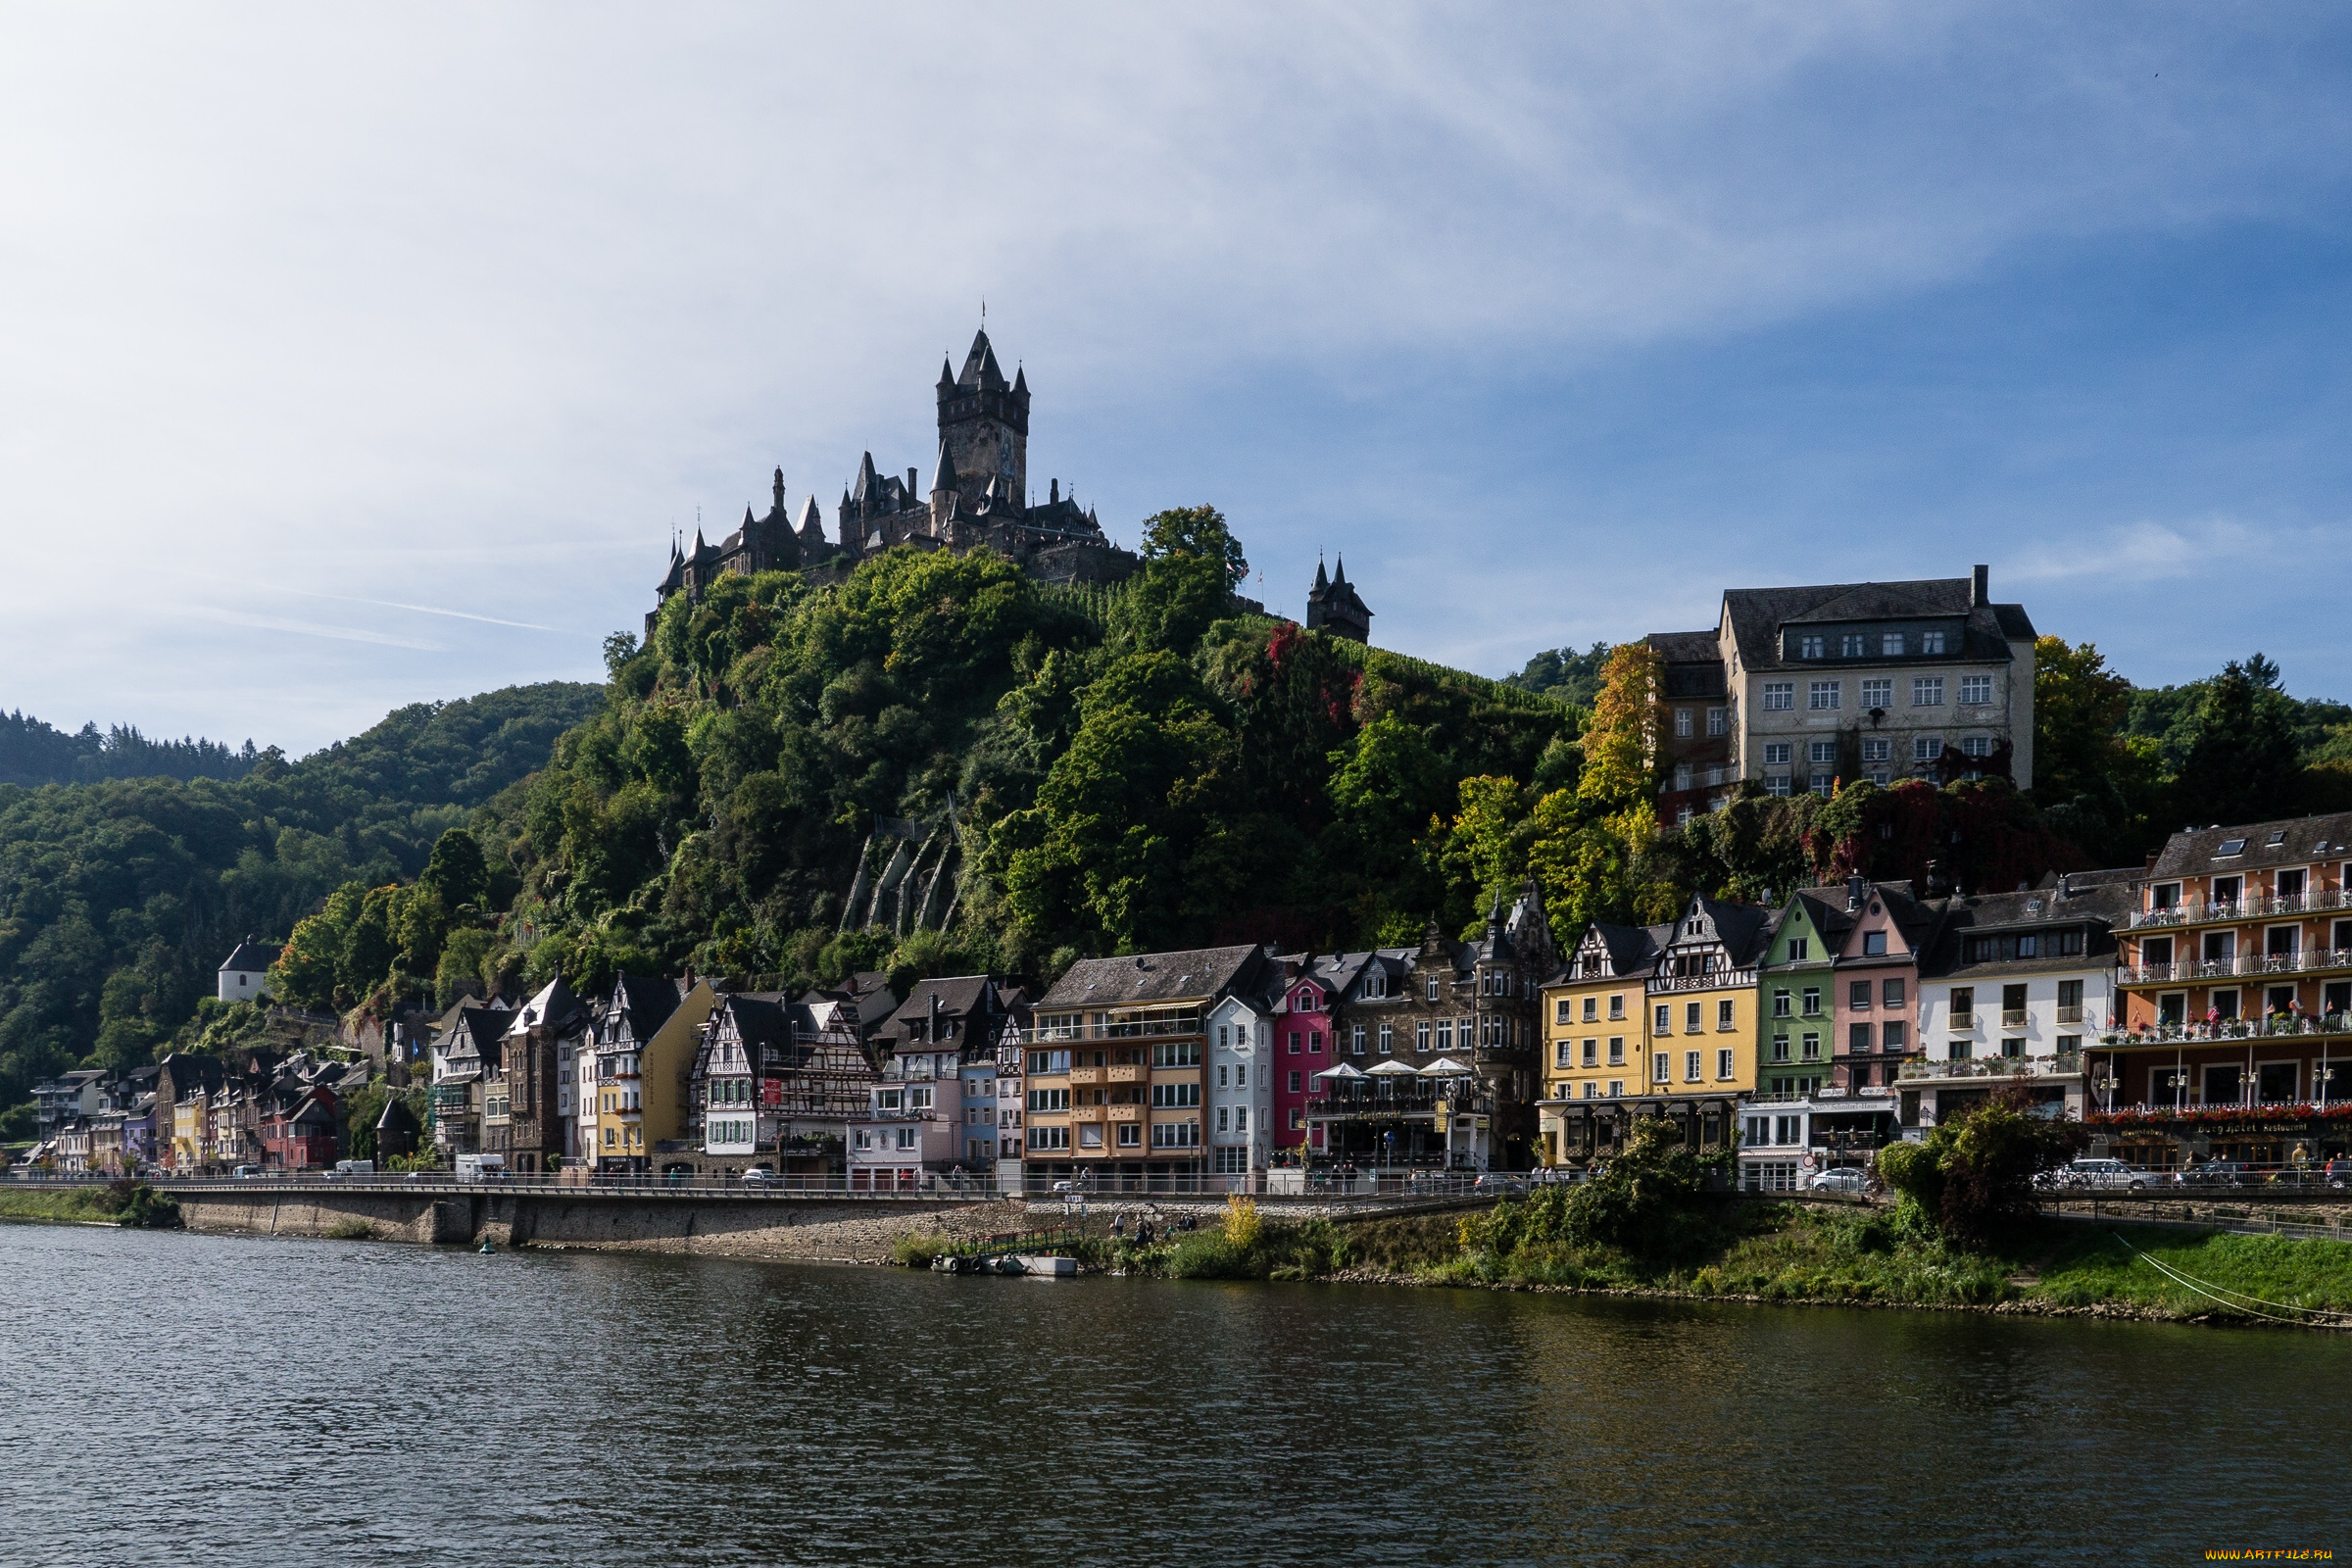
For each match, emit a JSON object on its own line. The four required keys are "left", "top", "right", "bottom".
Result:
{"left": 0, "top": 3, "right": 2344, "bottom": 742}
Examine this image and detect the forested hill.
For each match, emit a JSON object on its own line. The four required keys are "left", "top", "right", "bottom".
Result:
{"left": 0, "top": 711, "right": 261, "bottom": 788}
{"left": 0, "top": 682, "right": 602, "bottom": 1112}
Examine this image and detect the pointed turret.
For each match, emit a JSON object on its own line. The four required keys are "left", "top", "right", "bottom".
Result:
{"left": 958, "top": 328, "right": 1004, "bottom": 390}
{"left": 937, "top": 355, "right": 956, "bottom": 392}
{"left": 1333, "top": 554, "right": 1349, "bottom": 586}
{"left": 797, "top": 494, "right": 826, "bottom": 544}
{"left": 771, "top": 467, "right": 786, "bottom": 514}
{"left": 742, "top": 505, "right": 756, "bottom": 530}
{"left": 854, "top": 451, "right": 878, "bottom": 502}
{"left": 930, "top": 438, "right": 957, "bottom": 496}
{"left": 1012, "top": 364, "right": 1028, "bottom": 396}
{"left": 1313, "top": 557, "right": 1330, "bottom": 592}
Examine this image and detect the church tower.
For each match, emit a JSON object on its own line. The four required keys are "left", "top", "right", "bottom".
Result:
{"left": 935, "top": 328, "right": 1028, "bottom": 517}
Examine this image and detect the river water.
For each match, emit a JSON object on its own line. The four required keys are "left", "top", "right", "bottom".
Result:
{"left": 1, "top": 1222, "right": 2344, "bottom": 1567}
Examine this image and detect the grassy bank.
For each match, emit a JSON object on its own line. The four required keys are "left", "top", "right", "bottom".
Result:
{"left": 1334, "top": 1200, "right": 2352, "bottom": 1326}
{"left": 0, "top": 1181, "right": 181, "bottom": 1228}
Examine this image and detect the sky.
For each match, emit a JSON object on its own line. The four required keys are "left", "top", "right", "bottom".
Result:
{"left": 4, "top": 3, "right": 2349, "bottom": 755}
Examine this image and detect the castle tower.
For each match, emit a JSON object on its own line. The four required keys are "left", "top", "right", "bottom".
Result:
{"left": 936, "top": 328, "right": 1028, "bottom": 517}
{"left": 1305, "top": 554, "right": 1373, "bottom": 644}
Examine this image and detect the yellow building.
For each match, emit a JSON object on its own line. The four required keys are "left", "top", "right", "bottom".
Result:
{"left": 172, "top": 1093, "right": 209, "bottom": 1172}
{"left": 1544, "top": 897, "right": 1777, "bottom": 1163}
{"left": 1540, "top": 921, "right": 1669, "bottom": 1165}
{"left": 592, "top": 977, "right": 716, "bottom": 1172}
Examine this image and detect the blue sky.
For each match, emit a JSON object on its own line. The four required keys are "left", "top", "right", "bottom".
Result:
{"left": 3, "top": 4, "right": 2348, "bottom": 754}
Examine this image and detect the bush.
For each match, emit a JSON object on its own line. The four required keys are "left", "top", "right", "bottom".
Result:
{"left": 1222, "top": 1194, "right": 1260, "bottom": 1249}
{"left": 103, "top": 1180, "right": 181, "bottom": 1229}
{"left": 1878, "top": 1088, "right": 2083, "bottom": 1249}
{"left": 889, "top": 1230, "right": 952, "bottom": 1269}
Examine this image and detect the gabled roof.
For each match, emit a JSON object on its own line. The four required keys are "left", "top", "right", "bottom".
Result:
{"left": 1645, "top": 629, "right": 1720, "bottom": 663}
{"left": 220, "top": 937, "right": 281, "bottom": 973}
{"left": 2147, "top": 811, "right": 2352, "bottom": 882}
{"left": 1040, "top": 946, "right": 1269, "bottom": 1009}
{"left": 1719, "top": 576, "right": 2035, "bottom": 673}
{"left": 602, "top": 973, "right": 680, "bottom": 1046}
{"left": 1659, "top": 897, "right": 1780, "bottom": 968}
{"left": 509, "top": 977, "right": 585, "bottom": 1038}
{"left": 879, "top": 975, "right": 1004, "bottom": 1054}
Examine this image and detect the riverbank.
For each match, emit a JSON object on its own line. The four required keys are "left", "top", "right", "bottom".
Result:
{"left": 0, "top": 1181, "right": 178, "bottom": 1228}
{"left": 1019, "top": 1200, "right": 2352, "bottom": 1329}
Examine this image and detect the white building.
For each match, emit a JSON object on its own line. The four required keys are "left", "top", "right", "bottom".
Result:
{"left": 1908, "top": 872, "right": 2132, "bottom": 1127}
{"left": 217, "top": 936, "right": 281, "bottom": 1003}
{"left": 1206, "top": 992, "right": 1275, "bottom": 1185}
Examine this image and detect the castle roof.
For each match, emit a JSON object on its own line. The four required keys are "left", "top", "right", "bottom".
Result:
{"left": 958, "top": 328, "right": 1007, "bottom": 391}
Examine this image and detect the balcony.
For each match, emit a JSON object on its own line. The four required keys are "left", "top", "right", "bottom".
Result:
{"left": 1949, "top": 1012, "right": 1974, "bottom": 1029}
{"left": 1068, "top": 1067, "right": 1102, "bottom": 1087}
{"left": 2001, "top": 1008, "right": 2028, "bottom": 1028}
{"left": 2100, "top": 1014, "right": 2352, "bottom": 1048}
{"left": 2120, "top": 948, "right": 2352, "bottom": 985}
{"left": 1106, "top": 1064, "right": 1146, "bottom": 1085}
{"left": 1069, "top": 1104, "right": 1104, "bottom": 1123}
{"left": 2057, "top": 1005, "right": 2083, "bottom": 1024}
{"left": 2127, "top": 889, "right": 2351, "bottom": 931}
{"left": 1106, "top": 1104, "right": 1140, "bottom": 1122}
{"left": 1648, "top": 968, "right": 1758, "bottom": 995}
{"left": 1900, "top": 1054, "right": 2083, "bottom": 1082}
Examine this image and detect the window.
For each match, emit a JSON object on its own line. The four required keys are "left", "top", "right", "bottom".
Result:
{"left": 1810, "top": 778, "right": 1833, "bottom": 798}
{"left": 1883, "top": 1021, "right": 1907, "bottom": 1052}
{"left": 1961, "top": 735, "right": 1993, "bottom": 758}
{"left": 1236, "top": 1064, "right": 1248, "bottom": 1088}
{"left": 2057, "top": 979, "right": 2083, "bottom": 1021}
{"left": 1675, "top": 708, "right": 1693, "bottom": 738}
{"left": 1960, "top": 675, "right": 1993, "bottom": 706}
{"left": 1652, "top": 1053, "right": 1670, "bottom": 1083}
{"left": 1799, "top": 637, "right": 1826, "bottom": 660}
{"left": 1809, "top": 740, "right": 1837, "bottom": 765}
{"left": 1950, "top": 987, "right": 1975, "bottom": 1025}
{"left": 1674, "top": 763, "right": 1692, "bottom": 792}
{"left": 1608, "top": 1037, "right": 1625, "bottom": 1065}
{"left": 1150, "top": 1121, "right": 1200, "bottom": 1150}
{"left": 1027, "top": 1088, "right": 1070, "bottom": 1112}
{"left": 1863, "top": 931, "right": 1887, "bottom": 956}
{"left": 1921, "top": 630, "right": 1947, "bottom": 655}
{"left": 1027, "top": 1125, "right": 1069, "bottom": 1151}
{"left": 1850, "top": 1023, "right": 1873, "bottom": 1054}
{"left": 1718, "top": 1000, "right": 1736, "bottom": 1030}
{"left": 1415, "top": 1020, "right": 1431, "bottom": 1051}
{"left": 1152, "top": 1042, "right": 1201, "bottom": 1067}
{"left": 1151, "top": 1082, "right": 1201, "bottom": 1108}
{"left": 1232, "top": 1108, "right": 1247, "bottom": 1133}
{"left": 1028, "top": 1050, "right": 1070, "bottom": 1074}
{"left": 1287, "top": 1071, "right": 1301, "bottom": 1094}
{"left": 1771, "top": 1035, "right": 1790, "bottom": 1063}
{"left": 1583, "top": 1040, "right": 1598, "bottom": 1067}
{"left": 1684, "top": 1051, "right": 1701, "bottom": 1082}
{"left": 1117, "top": 1124, "right": 1142, "bottom": 1147}
{"left": 1861, "top": 678, "right": 1892, "bottom": 709}
{"left": 1654, "top": 1004, "right": 1671, "bottom": 1034}
{"left": 1378, "top": 1023, "right": 1393, "bottom": 1054}
{"left": 1706, "top": 708, "right": 1727, "bottom": 736}
{"left": 1763, "top": 742, "right": 1791, "bottom": 765}
{"left": 1717, "top": 1049, "right": 1735, "bottom": 1080}
{"left": 1801, "top": 1033, "right": 1821, "bottom": 1061}
{"left": 1913, "top": 677, "right": 1944, "bottom": 707}
{"left": 1555, "top": 999, "right": 1573, "bottom": 1026}
{"left": 1873, "top": 633, "right": 1901, "bottom": 659}
{"left": 1685, "top": 1002, "right": 1702, "bottom": 1033}
{"left": 1883, "top": 978, "right": 1905, "bottom": 1007}
{"left": 1309, "top": 1031, "right": 1323, "bottom": 1054}
{"left": 1773, "top": 990, "right": 1791, "bottom": 1018}
{"left": 1762, "top": 682, "right": 1794, "bottom": 710}
{"left": 1608, "top": 995, "right": 1625, "bottom": 1020}
{"left": 1287, "top": 1032, "right": 1299, "bottom": 1055}
{"left": 1840, "top": 634, "right": 1864, "bottom": 658}
{"left": 1801, "top": 987, "right": 1821, "bottom": 1015}
{"left": 1808, "top": 680, "right": 1840, "bottom": 710}
{"left": 1350, "top": 1025, "right": 1365, "bottom": 1055}
{"left": 1849, "top": 980, "right": 1872, "bottom": 1008}
{"left": 1555, "top": 1040, "right": 1575, "bottom": 1069}
{"left": 1861, "top": 738, "right": 1890, "bottom": 763}
{"left": 1437, "top": 1019, "right": 1453, "bottom": 1051}
{"left": 1586, "top": 996, "right": 1600, "bottom": 1022}
{"left": 896, "top": 1126, "right": 917, "bottom": 1151}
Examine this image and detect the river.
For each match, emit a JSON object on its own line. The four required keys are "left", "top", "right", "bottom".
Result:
{"left": 1, "top": 1221, "right": 2343, "bottom": 1566}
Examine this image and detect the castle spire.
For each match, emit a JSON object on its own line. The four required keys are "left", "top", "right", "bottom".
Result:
{"left": 797, "top": 494, "right": 826, "bottom": 544}
{"left": 771, "top": 466, "right": 785, "bottom": 513}
{"left": 937, "top": 355, "right": 956, "bottom": 392}
{"left": 1332, "top": 553, "right": 1348, "bottom": 586}
{"left": 1313, "top": 556, "right": 1329, "bottom": 592}
{"left": 930, "top": 437, "right": 957, "bottom": 495}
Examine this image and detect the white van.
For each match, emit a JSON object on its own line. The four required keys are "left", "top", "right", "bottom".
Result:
{"left": 455, "top": 1153, "right": 506, "bottom": 1182}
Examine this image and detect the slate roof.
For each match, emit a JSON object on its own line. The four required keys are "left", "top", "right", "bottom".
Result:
{"left": 1040, "top": 945, "right": 1269, "bottom": 1010}
{"left": 1919, "top": 877, "right": 2135, "bottom": 981}
{"left": 878, "top": 975, "right": 1002, "bottom": 1053}
{"left": 1719, "top": 576, "right": 2035, "bottom": 673}
{"left": 376, "top": 1097, "right": 421, "bottom": 1135}
{"left": 509, "top": 977, "right": 586, "bottom": 1037}
{"left": 2146, "top": 811, "right": 2352, "bottom": 882}
{"left": 220, "top": 937, "right": 281, "bottom": 973}
{"left": 602, "top": 973, "right": 681, "bottom": 1045}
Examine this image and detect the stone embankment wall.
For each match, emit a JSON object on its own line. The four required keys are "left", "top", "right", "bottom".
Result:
{"left": 172, "top": 1190, "right": 1034, "bottom": 1262}
{"left": 169, "top": 1189, "right": 1478, "bottom": 1262}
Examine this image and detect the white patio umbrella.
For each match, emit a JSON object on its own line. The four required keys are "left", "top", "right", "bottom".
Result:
{"left": 1312, "top": 1062, "right": 1367, "bottom": 1080}
{"left": 1420, "top": 1057, "right": 1473, "bottom": 1076}
{"left": 1366, "top": 1059, "right": 1423, "bottom": 1076}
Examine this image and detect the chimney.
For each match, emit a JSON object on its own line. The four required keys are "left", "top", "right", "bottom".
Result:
{"left": 1845, "top": 874, "right": 1866, "bottom": 912}
{"left": 1971, "top": 564, "right": 1988, "bottom": 607}
{"left": 907, "top": 467, "right": 918, "bottom": 493}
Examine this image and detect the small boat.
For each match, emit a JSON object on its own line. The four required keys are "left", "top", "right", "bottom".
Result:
{"left": 478, "top": 1240, "right": 497, "bottom": 1254}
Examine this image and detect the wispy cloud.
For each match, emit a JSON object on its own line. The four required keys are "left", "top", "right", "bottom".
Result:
{"left": 2008, "top": 517, "right": 2338, "bottom": 586}
{"left": 182, "top": 607, "right": 443, "bottom": 653}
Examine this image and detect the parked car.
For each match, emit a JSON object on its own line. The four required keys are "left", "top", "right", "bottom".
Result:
{"left": 2061, "top": 1157, "right": 2155, "bottom": 1192}
{"left": 740, "top": 1167, "right": 774, "bottom": 1184}
{"left": 1807, "top": 1166, "right": 1870, "bottom": 1195}
{"left": 231, "top": 1165, "right": 263, "bottom": 1179}
{"left": 1474, "top": 1173, "right": 1530, "bottom": 1197}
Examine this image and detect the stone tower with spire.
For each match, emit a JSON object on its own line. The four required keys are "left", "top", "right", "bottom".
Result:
{"left": 934, "top": 328, "right": 1028, "bottom": 517}
{"left": 1304, "top": 555, "right": 1373, "bottom": 644}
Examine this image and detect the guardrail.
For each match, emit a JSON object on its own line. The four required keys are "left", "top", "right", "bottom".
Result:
{"left": 0, "top": 1171, "right": 1521, "bottom": 1204}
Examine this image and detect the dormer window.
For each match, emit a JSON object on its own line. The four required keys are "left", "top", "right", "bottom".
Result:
{"left": 2267, "top": 831, "right": 2286, "bottom": 847}
{"left": 1800, "top": 636, "right": 1825, "bottom": 660}
{"left": 2217, "top": 839, "right": 2247, "bottom": 858}
{"left": 1840, "top": 634, "right": 1865, "bottom": 658}
{"left": 1863, "top": 931, "right": 1887, "bottom": 956}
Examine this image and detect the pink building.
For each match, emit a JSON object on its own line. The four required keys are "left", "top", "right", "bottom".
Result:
{"left": 1274, "top": 964, "right": 1333, "bottom": 1158}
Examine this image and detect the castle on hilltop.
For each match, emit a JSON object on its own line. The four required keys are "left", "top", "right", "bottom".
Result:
{"left": 650, "top": 329, "right": 1142, "bottom": 632}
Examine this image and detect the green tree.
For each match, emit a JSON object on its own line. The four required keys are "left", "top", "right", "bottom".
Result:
{"left": 1877, "top": 1088, "right": 2082, "bottom": 1249}
{"left": 1138, "top": 504, "right": 1249, "bottom": 591}
{"left": 2176, "top": 655, "right": 2303, "bottom": 827}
